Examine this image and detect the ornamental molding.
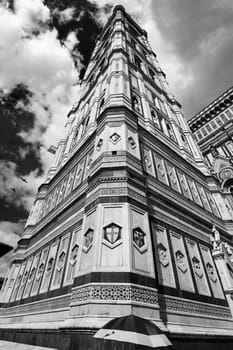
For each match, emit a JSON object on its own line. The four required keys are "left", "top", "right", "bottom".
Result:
{"left": 70, "top": 284, "right": 231, "bottom": 319}
{"left": 0, "top": 294, "right": 71, "bottom": 317}
{"left": 71, "top": 284, "right": 158, "bottom": 305}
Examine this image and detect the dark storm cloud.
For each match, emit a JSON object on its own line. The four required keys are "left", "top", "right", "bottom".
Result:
{"left": 45, "top": 0, "right": 103, "bottom": 77}
{"left": 0, "top": 84, "right": 43, "bottom": 176}
{"left": 150, "top": 0, "right": 233, "bottom": 117}
{"left": 0, "top": 0, "right": 103, "bottom": 226}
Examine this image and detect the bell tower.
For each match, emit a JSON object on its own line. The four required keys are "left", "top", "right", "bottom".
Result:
{"left": 1, "top": 5, "right": 233, "bottom": 350}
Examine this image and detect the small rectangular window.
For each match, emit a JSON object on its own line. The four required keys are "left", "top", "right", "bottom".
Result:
{"left": 197, "top": 131, "right": 203, "bottom": 140}
{"left": 210, "top": 120, "right": 217, "bottom": 129}
{"left": 220, "top": 113, "right": 228, "bottom": 123}
{"left": 201, "top": 127, "right": 208, "bottom": 136}
{"left": 206, "top": 124, "right": 212, "bottom": 133}
{"left": 215, "top": 117, "right": 222, "bottom": 126}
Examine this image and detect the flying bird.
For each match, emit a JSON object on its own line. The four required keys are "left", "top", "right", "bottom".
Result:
{"left": 20, "top": 177, "right": 28, "bottom": 183}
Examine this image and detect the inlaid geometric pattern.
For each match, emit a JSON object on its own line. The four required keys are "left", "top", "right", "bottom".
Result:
{"left": 71, "top": 284, "right": 231, "bottom": 319}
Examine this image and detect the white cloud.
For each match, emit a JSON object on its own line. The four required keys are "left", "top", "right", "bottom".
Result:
{"left": 14, "top": 0, "right": 50, "bottom": 31}
{"left": 0, "top": 1, "right": 80, "bottom": 166}
{"left": 56, "top": 7, "right": 76, "bottom": 23}
{"left": 0, "top": 0, "right": 80, "bottom": 224}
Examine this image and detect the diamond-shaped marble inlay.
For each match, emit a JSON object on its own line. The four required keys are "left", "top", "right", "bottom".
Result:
{"left": 109, "top": 132, "right": 121, "bottom": 144}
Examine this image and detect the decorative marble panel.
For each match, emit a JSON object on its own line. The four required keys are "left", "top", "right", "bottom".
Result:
{"left": 196, "top": 184, "right": 212, "bottom": 212}
{"left": 177, "top": 170, "right": 192, "bottom": 200}
{"left": 40, "top": 240, "right": 59, "bottom": 293}
{"left": 64, "top": 228, "right": 80, "bottom": 285}
{"left": 187, "top": 177, "right": 202, "bottom": 206}
{"left": 23, "top": 253, "right": 41, "bottom": 299}
{"left": 166, "top": 162, "right": 181, "bottom": 193}
{"left": 16, "top": 257, "right": 33, "bottom": 301}
{"left": 65, "top": 166, "right": 77, "bottom": 197}
{"left": 31, "top": 247, "right": 49, "bottom": 296}
{"left": 101, "top": 206, "right": 124, "bottom": 268}
{"left": 170, "top": 231, "right": 195, "bottom": 293}
{"left": 57, "top": 175, "right": 69, "bottom": 205}
{"left": 73, "top": 158, "right": 85, "bottom": 188}
{"left": 1, "top": 264, "right": 20, "bottom": 303}
{"left": 10, "top": 263, "right": 26, "bottom": 302}
{"left": 186, "top": 238, "right": 211, "bottom": 296}
{"left": 143, "top": 147, "right": 155, "bottom": 176}
{"left": 80, "top": 209, "right": 97, "bottom": 272}
{"left": 151, "top": 224, "right": 176, "bottom": 288}
{"left": 131, "top": 208, "right": 151, "bottom": 273}
{"left": 205, "top": 191, "right": 220, "bottom": 217}
{"left": 51, "top": 232, "right": 71, "bottom": 291}
{"left": 83, "top": 150, "right": 94, "bottom": 179}
{"left": 153, "top": 153, "right": 169, "bottom": 184}
{"left": 199, "top": 245, "right": 225, "bottom": 299}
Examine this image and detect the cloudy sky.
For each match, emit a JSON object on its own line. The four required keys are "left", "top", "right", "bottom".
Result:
{"left": 0, "top": 0, "right": 233, "bottom": 275}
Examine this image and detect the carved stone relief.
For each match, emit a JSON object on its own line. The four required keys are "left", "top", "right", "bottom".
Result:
{"left": 175, "top": 250, "right": 188, "bottom": 273}
{"left": 103, "top": 223, "right": 121, "bottom": 246}
{"left": 206, "top": 262, "right": 217, "bottom": 283}
{"left": 133, "top": 227, "right": 146, "bottom": 253}
{"left": 158, "top": 242, "right": 169, "bottom": 267}
{"left": 192, "top": 256, "right": 203, "bottom": 278}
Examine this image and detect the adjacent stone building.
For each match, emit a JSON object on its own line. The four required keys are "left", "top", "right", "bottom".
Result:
{"left": 1, "top": 5, "right": 233, "bottom": 350}
{"left": 189, "top": 86, "right": 233, "bottom": 212}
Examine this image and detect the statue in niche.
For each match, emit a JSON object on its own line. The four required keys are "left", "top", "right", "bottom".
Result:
{"left": 43, "top": 257, "right": 54, "bottom": 291}
{"left": 157, "top": 243, "right": 169, "bottom": 267}
{"left": 33, "top": 262, "right": 45, "bottom": 293}
{"left": 175, "top": 250, "right": 187, "bottom": 273}
{"left": 206, "top": 262, "right": 217, "bottom": 282}
{"left": 192, "top": 256, "right": 203, "bottom": 278}
{"left": 210, "top": 224, "right": 221, "bottom": 250}
{"left": 24, "top": 266, "right": 36, "bottom": 297}
{"left": 54, "top": 251, "right": 66, "bottom": 286}
{"left": 66, "top": 244, "right": 79, "bottom": 281}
